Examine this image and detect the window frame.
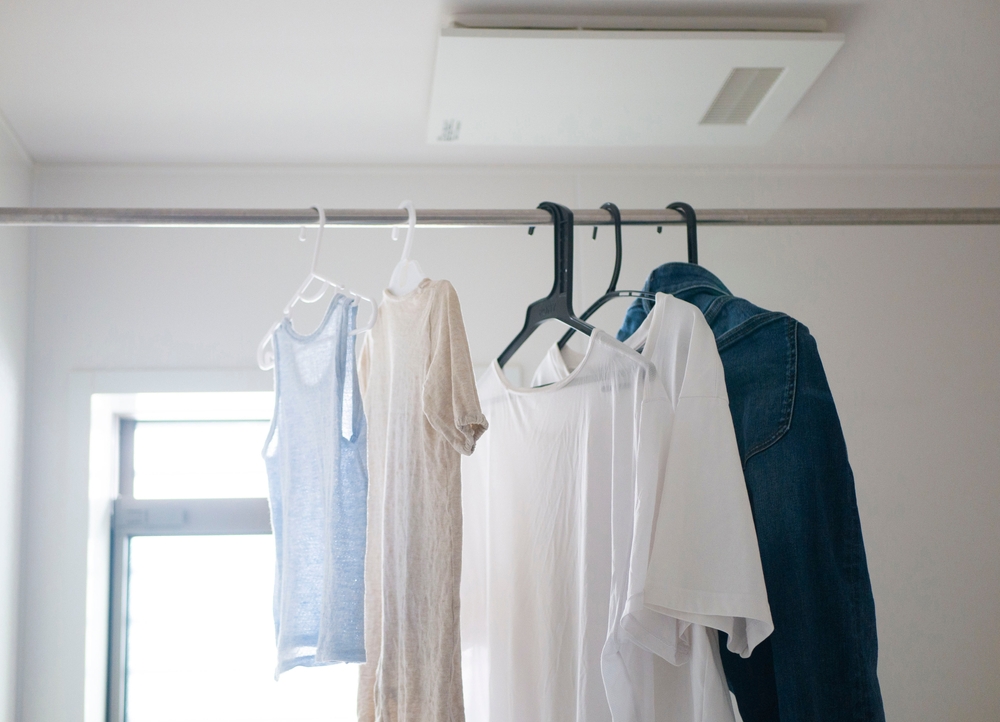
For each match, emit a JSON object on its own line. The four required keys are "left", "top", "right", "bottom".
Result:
{"left": 106, "top": 417, "right": 272, "bottom": 722}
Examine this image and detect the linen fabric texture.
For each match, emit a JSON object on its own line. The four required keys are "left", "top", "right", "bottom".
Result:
{"left": 264, "top": 293, "right": 369, "bottom": 677}
{"left": 618, "top": 263, "right": 885, "bottom": 722}
{"left": 463, "top": 321, "right": 771, "bottom": 722}
{"left": 358, "top": 278, "right": 488, "bottom": 722}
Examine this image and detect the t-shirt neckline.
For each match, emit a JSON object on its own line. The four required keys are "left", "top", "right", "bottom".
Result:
{"left": 491, "top": 328, "right": 604, "bottom": 395}
{"left": 382, "top": 277, "right": 433, "bottom": 303}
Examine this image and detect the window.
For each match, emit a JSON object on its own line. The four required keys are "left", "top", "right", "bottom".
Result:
{"left": 107, "top": 395, "right": 358, "bottom": 722}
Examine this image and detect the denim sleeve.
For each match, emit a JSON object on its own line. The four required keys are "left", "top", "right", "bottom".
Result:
{"left": 718, "top": 320, "right": 884, "bottom": 722}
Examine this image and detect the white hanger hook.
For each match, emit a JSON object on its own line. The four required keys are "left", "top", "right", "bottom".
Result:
{"left": 391, "top": 201, "right": 417, "bottom": 260}
{"left": 299, "top": 206, "right": 326, "bottom": 241}
{"left": 284, "top": 206, "right": 329, "bottom": 314}
{"left": 306, "top": 206, "right": 327, "bottom": 273}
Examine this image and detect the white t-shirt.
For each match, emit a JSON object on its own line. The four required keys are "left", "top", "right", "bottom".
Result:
{"left": 530, "top": 295, "right": 773, "bottom": 722}
{"left": 461, "top": 298, "right": 771, "bottom": 722}
{"left": 532, "top": 293, "right": 774, "bottom": 659}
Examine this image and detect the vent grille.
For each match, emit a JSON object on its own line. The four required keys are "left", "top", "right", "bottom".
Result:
{"left": 701, "top": 67, "right": 784, "bottom": 125}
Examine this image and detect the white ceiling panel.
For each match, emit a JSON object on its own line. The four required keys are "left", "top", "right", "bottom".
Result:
{"left": 0, "top": 0, "right": 998, "bottom": 165}
{"left": 426, "top": 29, "right": 844, "bottom": 146}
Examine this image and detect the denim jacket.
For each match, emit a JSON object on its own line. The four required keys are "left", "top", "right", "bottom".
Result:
{"left": 619, "top": 263, "right": 884, "bottom": 722}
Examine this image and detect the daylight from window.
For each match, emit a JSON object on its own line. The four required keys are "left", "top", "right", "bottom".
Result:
{"left": 123, "top": 414, "right": 357, "bottom": 722}
{"left": 132, "top": 420, "right": 271, "bottom": 499}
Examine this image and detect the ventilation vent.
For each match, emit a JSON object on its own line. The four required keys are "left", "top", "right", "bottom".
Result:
{"left": 427, "top": 31, "right": 843, "bottom": 145}
{"left": 701, "top": 68, "right": 784, "bottom": 125}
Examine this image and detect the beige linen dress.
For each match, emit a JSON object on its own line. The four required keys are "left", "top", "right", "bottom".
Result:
{"left": 357, "top": 278, "right": 487, "bottom": 722}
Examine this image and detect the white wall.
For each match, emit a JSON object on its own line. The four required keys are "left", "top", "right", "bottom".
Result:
{"left": 0, "top": 117, "right": 31, "bottom": 722}
{"left": 20, "top": 163, "right": 1000, "bottom": 722}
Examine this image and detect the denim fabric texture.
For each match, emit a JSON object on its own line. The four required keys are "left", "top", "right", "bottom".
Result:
{"left": 618, "top": 263, "right": 884, "bottom": 722}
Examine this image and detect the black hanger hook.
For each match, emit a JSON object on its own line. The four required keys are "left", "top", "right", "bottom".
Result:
{"left": 498, "top": 201, "right": 593, "bottom": 368}
{"left": 601, "top": 202, "right": 623, "bottom": 294}
{"left": 658, "top": 203, "right": 698, "bottom": 264}
{"left": 556, "top": 202, "right": 625, "bottom": 350}
{"left": 536, "top": 201, "right": 574, "bottom": 299}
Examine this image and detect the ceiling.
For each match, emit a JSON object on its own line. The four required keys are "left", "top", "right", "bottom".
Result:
{"left": 0, "top": 0, "right": 997, "bottom": 166}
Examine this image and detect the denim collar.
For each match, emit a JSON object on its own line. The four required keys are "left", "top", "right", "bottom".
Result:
{"left": 639, "top": 262, "right": 732, "bottom": 312}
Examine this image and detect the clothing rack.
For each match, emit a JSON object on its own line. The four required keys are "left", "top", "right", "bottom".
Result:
{"left": 1, "top": 207, "right": 999, "bottom": 227}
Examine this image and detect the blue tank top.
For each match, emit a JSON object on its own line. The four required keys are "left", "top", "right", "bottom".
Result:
{"left": 263, "top": 293, "right": 368, "bottom": 675}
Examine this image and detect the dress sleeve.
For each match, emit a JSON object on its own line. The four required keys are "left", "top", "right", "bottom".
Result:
{"left": 357, "top": 328, "right": 372, "bottom": 398}
{"left": 642, "top": 313, "right": 773, "bottom": 659}
{"left": 423, "top": 281, "right": 488, "bottom": 455}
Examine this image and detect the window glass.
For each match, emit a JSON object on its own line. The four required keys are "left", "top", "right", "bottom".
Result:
{"left": 132, "top": 420, "right": 271, "bottom": 499}
{"left": 125, "top": 535, "right": 356, "bottom": 722}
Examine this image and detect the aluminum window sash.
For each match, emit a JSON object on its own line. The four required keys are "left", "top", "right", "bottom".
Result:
{"left": 112, "top": 498, "right": 272, "bottom": 536}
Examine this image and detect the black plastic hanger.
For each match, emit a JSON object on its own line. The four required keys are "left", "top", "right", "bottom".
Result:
{"left": 557, "top": 202, "right": 656, "bottom": 349}
{"left": 497, "top": 202, "right": 595, "bottom": 368}
{"left": 657, "top": 202, "right": 698, "bottom": 265}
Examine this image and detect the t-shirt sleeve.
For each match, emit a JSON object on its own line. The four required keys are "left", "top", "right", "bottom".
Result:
{"left": 641, "top": 313, "right": 773, "bottom": 659}
{"left": 423, "top": 281, "right": 489, "bottom": 455}
{"left": 620, "top": 382, "right": 692, "bottom": 665}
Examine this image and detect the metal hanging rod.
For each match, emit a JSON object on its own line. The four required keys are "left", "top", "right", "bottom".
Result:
{"left": 1, "top": 207, "right": 999, "bottom": 228}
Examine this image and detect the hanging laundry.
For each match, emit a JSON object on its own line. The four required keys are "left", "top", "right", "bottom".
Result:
{"left": 618, "top": 263, "right": 885, "bottom": 722}
{"left": 263, "top": 293, "right": 368, "bottom": 676}
{"left": 358, "top": 278, "right": 487, "bottom": 722}
{"left": 462, "top": 321, "right": 770, "bottom": 722}
{"left": 528, "top": 293, "right": 773, "bottom": 721}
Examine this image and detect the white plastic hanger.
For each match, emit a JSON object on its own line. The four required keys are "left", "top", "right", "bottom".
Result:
{"left": 386, "top": 200, "right": 428, "bottom": 296}
{"left": 257, "top": 207, "right": 377, "bottom": 370}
